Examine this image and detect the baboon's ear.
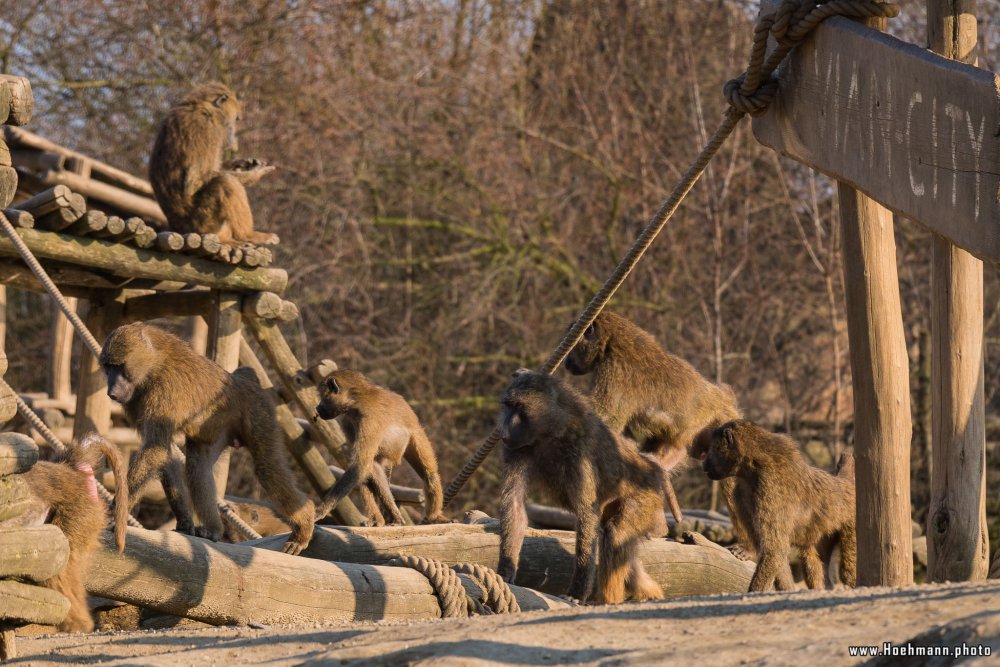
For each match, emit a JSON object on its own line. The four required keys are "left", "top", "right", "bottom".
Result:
{"left": 325, "top": 377, "right": 340, "bottom": 394}
{"left": 722, "top": 425, "right": 737, "bottom": 451}
{"left": 213, "top": 93, "right": 229, "bottom": 108}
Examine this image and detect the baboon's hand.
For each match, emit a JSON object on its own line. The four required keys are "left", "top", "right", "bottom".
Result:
{"left": 192, "top": 526, "right": 223, "bottom": 542}
{"left": 497, "top": 558, "right": 517, "bottom": 583}
{"left": 727, "top": 544, "right": 754, "bottom": 561}
{"left": 260, "top": 233, "right": 280, "bottom": 246}
{"left": 283, "top": 539, "right": 306, "bottom": 556}
{"left": 175, "top": 518, "right": 196, "bottom": 536}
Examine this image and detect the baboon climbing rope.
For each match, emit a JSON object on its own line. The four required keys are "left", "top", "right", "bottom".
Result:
{"left": 389, "top": 555, "right": 522, "bottom": 617}
{"left": 442, "top": 0, "right": 901, "bottom": 507}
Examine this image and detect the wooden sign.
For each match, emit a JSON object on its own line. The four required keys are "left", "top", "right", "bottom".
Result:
{"left": 753, "top": 16, "right": 1000, "bottom": 263}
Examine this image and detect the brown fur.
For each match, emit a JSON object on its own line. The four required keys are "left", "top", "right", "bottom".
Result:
{"left": 691, "top": 420, "right": 857, "bottom": 592}
{"left": 314, "top": 369, "right": 447, "bottom": 525}
{"left": 497, "top": 370, "right": 666, "bottom": 604}
{"left": 149, "top": 82, "right": 278, "bottom": 246}
{"left": 100, "top": 322, "right": 314, "bottom": 555}
{"left": 564, "top": 311, "right": 741, "bottom": 522}
{"left": 20, "top": 434, "right": 128, "bottom": 632}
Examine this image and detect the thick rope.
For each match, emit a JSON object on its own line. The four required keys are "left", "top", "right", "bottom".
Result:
{"left": 451, "top": 562, "right": 520, "bottom": 614}
{"left": 442, "top": 0, "right": 899, "bottom": 507}
{"left": 0, "top": 211, "right": 102, "bottom": 358}
{"left": 390, "top": 555, "right": 471, "bottom": 618}
{"left": 218, "top": 501, "right": 263, "bottom": 541}
{"left": 5, "top": 381, "right": 144, "bottom": 528}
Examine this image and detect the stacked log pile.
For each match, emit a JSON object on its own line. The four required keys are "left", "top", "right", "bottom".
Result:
{"left": 4, "top": 126, "right": 274, "bottom": 269}
{"left": 526, "top": 503, "right": 737, "bottom": 545}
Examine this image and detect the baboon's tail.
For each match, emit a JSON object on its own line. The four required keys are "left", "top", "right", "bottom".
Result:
{"left": 404, "top": 429, "right": 446, "bottom": 522}
{"left": 80, "top": 433, "right": 129, "bottom": 552}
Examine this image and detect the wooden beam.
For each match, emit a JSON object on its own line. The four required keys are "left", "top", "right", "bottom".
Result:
{"left": 87, "top": 528, "right": 570, "bottom": 625}
{"left": 839, "top": 184, "right": 913, "bottom": 587}
{"left": 753, "top": 14, "right": 1000, "bottom": 262}
{"left": 926, "top": 0, "right": 989, "bottom": 583}
{"left": 208, "top": 292, "right": 241, "bottom": 500}
{"left": 48, "top": 298, "right": 76, "bottom": 401}
{"left": 0, "top": 581, "right": 68, "bottom": 626}
{"left": 121, "top": 290, "right": 212, "bottom": 323}
{"left": 0, "top": 433, "right": 38, "bottom": 476}
{"left": 72, "top": 293, "right": 123, "bottom": 439}
{"left": 0, "top": 228, "right": 287, "bottom": 294}
{"left": 249, "top": 522, "right": 756, "bottom": 599}
{"left": 0, "top": 526, "right": 69, "bottom": 581}
{"left": 40, "top": 169, "right": 165, "bottom": 224}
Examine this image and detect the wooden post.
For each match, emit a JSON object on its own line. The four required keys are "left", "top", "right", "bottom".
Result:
{"left": 926, "top": 0, "right": 989, "bottom": 582}
{"left": 48, "top": 297, "right": 76, "bottom": 402}
{"left": 0, "top": 286, "right": 6, "bottom": 354}
{"left": 207, "top": 292, "right": 241, "bottom": 500}
{"left": 72, "top": 293, "right": 122, "bottom": 439}
{"left": 186, "top": 316, "right": 209, "bottom": 356}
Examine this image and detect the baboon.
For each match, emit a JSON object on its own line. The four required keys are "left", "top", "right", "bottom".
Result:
{"left": 100, "top": 322, "right": 314, "bottom": 555}
{"left": 692, "top": 420, "right": 856, "bottom": 592}
{"left": 149, "top": 81, "right": 278, "bottom": 246}
{"left": 564, "top": 311, "right": 742, "bottom": 522}
{"left": 20, "top": 434, "right": 128, "bottom": 632}
{"left": 497, "top": 369, "right": 666, "bottom": 604}
{"left": 314, "top": 369, "right": 447, "bottom": 525}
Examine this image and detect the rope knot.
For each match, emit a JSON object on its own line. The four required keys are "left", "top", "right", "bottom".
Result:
{"left": 724, "top": 73, "right": 779, "bottom": 117}
{"left": 389, "top": 556, "right": 520, "bottom": 617}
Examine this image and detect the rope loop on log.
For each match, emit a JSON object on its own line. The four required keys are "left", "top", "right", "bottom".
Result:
{"left": 442, "top": 0, "right": 899, "bottom": 507}
{"left": 389, "top": 556, "right": 470, "bottom": 618}
{"left": 451, "top": 562, "right": 521, "bottom": 614}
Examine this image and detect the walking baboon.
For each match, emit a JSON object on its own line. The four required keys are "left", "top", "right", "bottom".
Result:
{"left": 497, "top": 369, "right": 666, "bottom": 604}
{"left": 149, "top": 81, "right": 279, "bottom": 246}
{"left": 692, "top": 420, "right": 856, "bottom": 592}
{"left": 19, "top": 434, "right": 128, "bottom": 632}
{"left": 314, "top": 369, "right": 448, "bottom": 525}
{"left": 100, "top": 322, "right": 314, "bottom": 555}
{"left": 564, "top": 311, "right": 741, "bottom": 522}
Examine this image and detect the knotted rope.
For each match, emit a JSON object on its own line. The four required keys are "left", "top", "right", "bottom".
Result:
{"left": 442, "top": 0, "right": 899, "bottom": 508}
{"left": 389, "top": 556, "right": 520, "bottom": 617}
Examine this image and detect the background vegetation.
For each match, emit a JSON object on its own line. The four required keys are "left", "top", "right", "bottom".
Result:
{"left": 1, "top": 0, "right": 998, "bottom": 550}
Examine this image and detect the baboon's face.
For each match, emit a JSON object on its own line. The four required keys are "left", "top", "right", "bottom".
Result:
{"left": 316, "top": 371, "right": 365, "bottom": 420}
{"left": 701, "top": 424, "right": 742, "bottom": 480}
{"left": 103, "top": 364, "right": 135, "bottom": 405}
{"left": 99, "top": 324, "right": 155, "bottom": 405}
{"left": 564, "top": 321, "right": 604, "bottom": 375}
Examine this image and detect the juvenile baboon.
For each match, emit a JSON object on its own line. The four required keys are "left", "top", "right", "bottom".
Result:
{"left": 314, "top": 369, "right": 447, "bottom": 525}
{"left": 564, "top": 311, "right": 741, "bottom": 521}
{"left": 149, "top": 82, "right": 278, "bottom": 246}
{"left": 497, "top": 369, "right": 666, "bottom": 604}
{"left": 692, "top": 420, "right": 856, "bottom": 592}
{"left": 20, "top": 434, "right": 128, "bottom": 632}
{"left": 100, "top": 322, "right": 314, "bottom": 555}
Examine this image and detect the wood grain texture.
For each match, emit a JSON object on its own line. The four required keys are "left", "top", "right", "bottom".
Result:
{"left": 0, "top": 526, "right": 69, "bottom": 582}
{"left": 753, "top": 15, "right": 1000, "bottom": 261}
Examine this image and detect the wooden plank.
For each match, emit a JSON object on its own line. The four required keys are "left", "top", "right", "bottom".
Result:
{"left": 87, "top": 528, "right": 569, "bottom": 625}
{"left": 249, "top": 522, "right": 756, "bottom": 599}
{"left": 839, "top": 184, "right": 913, "bottom": 587}
{"left": 0, "top": 526, "right": 69, "bottom": 582}
{"left": 0, "top": 228, "right": 287, "bottom": 294}
{"left": 753, "top": 16, "right": 1000, "bottom": 262}
{"left": 927, "top": 0, "right": 990, "bottom": 583}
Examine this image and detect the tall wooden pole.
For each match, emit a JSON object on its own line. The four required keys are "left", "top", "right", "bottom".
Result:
{"left": 207, "top": 292, "right": 241, "bottom": 500}
{"left": 837, "top": 11, "right": 913, "bottom": 586}
{"left": 927, "top": 0, "right": 989, "bottom": 582}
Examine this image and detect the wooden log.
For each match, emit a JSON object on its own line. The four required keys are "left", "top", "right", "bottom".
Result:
{"left": 0, "top": 363, "right": 12, "bottom": 425}
{"left": 0, "top": 138, "right": 7, "bottom": 167}
{"left": 132, "top": 222, "right": 157, "bottom": 249}
{"left": 4, "top": 127, "right": 150, "bottom": 196}
{"left": 18, "top": 186, "right": 77, "bottom": 219}
{"left": 839, "top": 177, "right": 914, "bottom": 582}
{"left": 243, "top": 292, "right": 293, "bottom": 321}
{"left": 195, "top": 233, "right": 222, "bottom": 257}
{"left": 183, "top": 233, "right": 201, "bottom": 252}
{"left": 329, "top": 465, "right": 424, "bottom": 506}
{"left": 0, "top": 526, "right": 69, "bottom": 581}
{"left": 0, "top": 474, "right": 36, "bottom": 523}
{"left": 250, "top": 522, "right": 756, "bottom": 598}
{"left": 35, "top": 193, "right": 86, "bottom": 231}
{"left": 0, "top": 76, "right": 33, "bottom": 126}
{"left": 0, "top": 228, "right": 288, "bottom": 294}
{"left": 208, "top": 293, "right": 242, "bottom": 499}
{"left": 926, "top": 0, "right": 989, "bottom": 583}
{"left": 0, "top": 581, "right": 68, "bottom": 626}
{"left": 244, "top": 316, "right": 352, "bottom": 464}
{"left": 72, "top": 294, "right": 123, "bottom": 439}
{"left": 122, "top": 290, "right": 212, "bottom": 322}
{"left": 9, "top": 148, "right": 64, "bottom": 173}
{"left": 236, "top": 337, "right": 365, "bottom": 526}
{"left": 0, "top": 166, "right": 14, "bottom": 210}
{"left": 87, "top": 528, "right": 569, "bottom": 625}
{"left": 0, "top": 433, "right": 38, "bottom": 476}
{"left": 228, "top": 246, "right": 244, "bottom": 265}
{"left": 187, "top": 315, "right": 209, "bottom": 355}
{"left": 0, "top": 84, "right": 9, "bottom": 127}
{"left": 1, "top": 208, "right": 33, "bottom": 229}
{"left": 66, "top": 209, "right": 108, "bottom": 237}
{"left": 117, "top": 216, "right": 145, "bottom": 244}
{"left": 40, "top": 169, "right": 166, "bottom": 224}
{"left": 306, "top": 359, "right": 338, "bottom": 383}
{"left": 0, "top": 626, "right": 14, "bottom": 661}
{"left": 155, "top": 231, "right": 184, "bottom": 252}
{"left": 96, "top": 214, "right": 126, "bottom": 239}
{"left": 216, "top": 244, "right": 232, "bottom": 263}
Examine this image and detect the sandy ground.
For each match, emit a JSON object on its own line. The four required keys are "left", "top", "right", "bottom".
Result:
{"left": 11, "top": 580, "right": 1000, "bottom": 666}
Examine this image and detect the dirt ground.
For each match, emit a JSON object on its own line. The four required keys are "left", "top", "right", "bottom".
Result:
{"left": 10, "top": 580, "right": 1000, "bottom": 666}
